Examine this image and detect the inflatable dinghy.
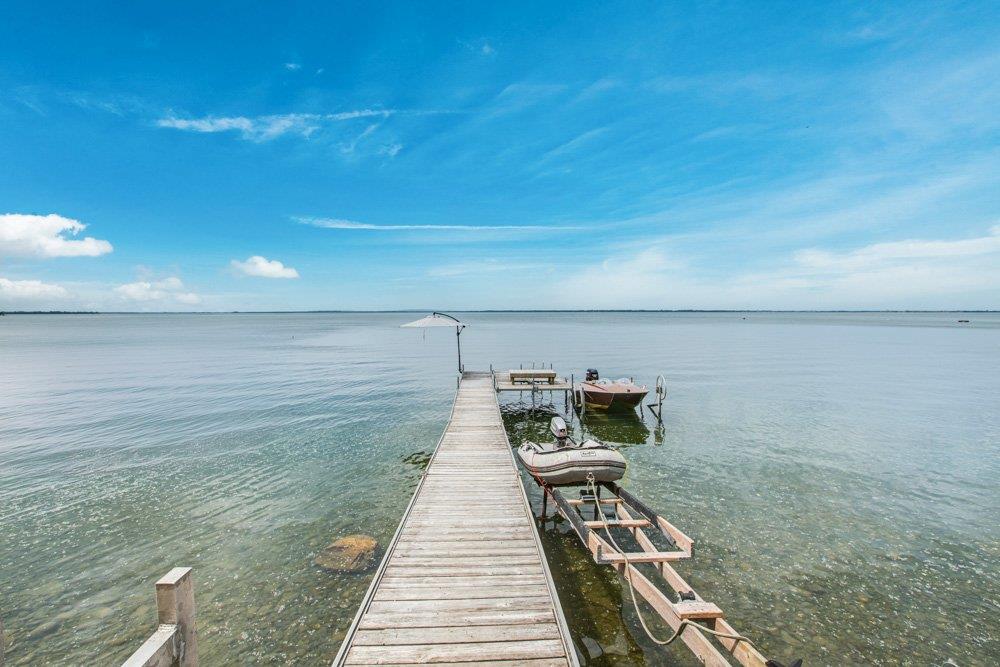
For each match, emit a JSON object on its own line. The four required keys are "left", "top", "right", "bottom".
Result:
{"left": 517, "top": 416, "right": 626, "bottom": 485}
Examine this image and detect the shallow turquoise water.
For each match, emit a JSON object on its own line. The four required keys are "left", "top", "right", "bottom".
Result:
{"left": 0, "top": 312, "right": 997, "bottom": 665}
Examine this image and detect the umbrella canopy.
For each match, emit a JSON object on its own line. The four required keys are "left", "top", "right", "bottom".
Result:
{"left": 401, "top": 312, "right": 466, "bottom": 372}
{"left": 401, "top": 313, "right": 465, "bottom": 328}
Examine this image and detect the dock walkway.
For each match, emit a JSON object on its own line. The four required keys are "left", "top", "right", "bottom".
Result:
{"left": 334, "top": 372, "right": 577, "bottom": 666}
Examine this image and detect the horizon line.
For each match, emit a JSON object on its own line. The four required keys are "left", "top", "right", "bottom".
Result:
{"left": 2, "top": 309, "right": 996, "bottom": 315}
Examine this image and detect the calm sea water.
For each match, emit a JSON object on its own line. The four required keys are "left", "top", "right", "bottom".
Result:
{"left": 1, "top": 312, "right": 997, "bottom": 665}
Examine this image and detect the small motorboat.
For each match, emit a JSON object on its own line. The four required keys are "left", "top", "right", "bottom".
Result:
{"left": 578, "top": 369, "right": 648, "bottom": 410}
{"left": 517, "top": 416, "right": 626, "bottom": 485}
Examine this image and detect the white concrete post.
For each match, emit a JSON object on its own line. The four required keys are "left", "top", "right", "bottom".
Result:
{"left": 155, "top": 567, "right": 198, "bottom": 667}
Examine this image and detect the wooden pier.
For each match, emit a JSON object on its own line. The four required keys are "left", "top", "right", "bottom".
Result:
{"left": 333, "top": 372, "right": 577, "bottom": 666}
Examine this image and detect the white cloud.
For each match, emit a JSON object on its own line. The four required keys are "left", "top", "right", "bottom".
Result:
{"left": 230, "top": 255, "right": 299, "bottom": 279}
{"left": 115, "top": 277, "right": 201, "bottom": 305}
{"left": 558, "top": 248, "right": 686, "bottom": 304}
{"left": 793, "top": 225, "right": 1000, "bottom": 271}
{"left": 327, "top": 110, "right": 394, "bottom": 121}
{"left": 296, "top": 216, "right": 579, "bottom": 232}
{"left": 157, "top": 110, "right": 397, "bottom": 142}
{"left": 0, "top": 213, "right": 113, "bottom": 258}
{"left": 556, "top": 227, "right": 1000, "bottom": 310}
{"left": 284, "top": 62, "right": 301, "bottom": 71}
{"left": 0, "top": 277, "right": 69, "bottom": 299}
{"left": 157, "top": 116, "right": 254, "bottom": 133}
{"left": 156, "top": 114, "right": 319, "bottom": 141}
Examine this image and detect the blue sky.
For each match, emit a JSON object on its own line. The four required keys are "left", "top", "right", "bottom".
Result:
{"left": 1, "top": 1, "right": 998, "bottom": 310}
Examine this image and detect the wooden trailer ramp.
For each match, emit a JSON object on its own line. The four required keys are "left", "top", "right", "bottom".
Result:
{"left": 547, "top": 483, "right": 772, "bottom": 667}
{"left": 333, "top": 372, "right": 577, "bottom": 666}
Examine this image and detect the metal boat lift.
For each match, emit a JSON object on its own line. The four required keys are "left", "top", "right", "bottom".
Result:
{"left": 537, "top": 479, "right": 776, "bottom": 667}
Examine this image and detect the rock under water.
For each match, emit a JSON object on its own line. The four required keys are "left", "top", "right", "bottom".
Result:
{"left": 314, "top": 534, "right": 378, "bottom": 572}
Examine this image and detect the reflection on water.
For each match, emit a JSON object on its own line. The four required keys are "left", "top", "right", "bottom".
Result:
{"left": 575, "top": 408, "right": 652, "bottom": 447}
{"left": 2, "top": 312, "right": 998, "bottom": 665}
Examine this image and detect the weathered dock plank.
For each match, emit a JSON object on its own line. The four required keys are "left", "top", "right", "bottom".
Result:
{"left": 333, "top": 373, "right": 577, "bottom": 666}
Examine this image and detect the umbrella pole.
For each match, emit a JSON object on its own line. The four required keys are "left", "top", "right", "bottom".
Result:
{"left": 456, "top": 326, "right": 463, "bottom": 374}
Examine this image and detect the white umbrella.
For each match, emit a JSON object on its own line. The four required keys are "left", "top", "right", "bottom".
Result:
{"left": 401, "top": 312, "right": 466, "bottom": 372}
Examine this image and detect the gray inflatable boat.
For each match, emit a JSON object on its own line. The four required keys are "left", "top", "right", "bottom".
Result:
{"left": 517, "top": 416, "right": 626, "bottom": 485}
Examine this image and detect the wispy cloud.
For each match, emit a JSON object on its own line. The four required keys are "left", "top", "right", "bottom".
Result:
{"left": 327, "top": 110, "right": 395, "bottom": 121}
{"left": 537, "top": 127, "right": 609, "bottom": 164}
{"left": 689, "top": 124, "right": 763, "bottom": 143}
{"left": 230, "top": 255, "right": 299, "bottom": 279}
{"left": 156, "top": 110, "right": 397, "bottom": 141}
{"left": 794, "top": 225, "right": 1000, "bottom": 271}
{"left": 571, "top": 78, "right": 621, "bottom": 104}
{"left": 154, "top": 109, "right": 455, "bottom": 142}
{"left": 379, "top": 143, "right": 403, "bottom": 158}
{"left": 458, "top": 38, "right": 496, "bottom": 56}
{"left": 0, "top": 213, "right": 113, "bottom": 258}
{"left": 426, "top": 258, "right": 542, "bottom": 278}
{"left": 340, "top": 123, "right": 381, "bottom": 154}
{"left": 644, "top": 72, "right": 813, "bottom": 100}
{"left": 557, "top": 226, "right": 1000, "bottom": 310}
{"left": 733, "top": 226, "right": 1000, "bottom": 307}
{"left": 873, "top": 50, "right": 1000, "bottom": 142}
{"left": 284, "top": 62, "right": 301, "bottom": 71}
{"left": 490, "top": 83, "right": 568, "bottom": 116}
{"left": 296, "top": 216, "right": 581, "bottom": 232}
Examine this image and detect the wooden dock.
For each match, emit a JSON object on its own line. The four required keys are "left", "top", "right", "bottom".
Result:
{"left": 333, "top": 372, "right": 577, "bottom": 666}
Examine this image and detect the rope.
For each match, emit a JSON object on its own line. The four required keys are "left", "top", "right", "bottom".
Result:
{"left": 584, "top": 474, "right": 759, "bottom": 651}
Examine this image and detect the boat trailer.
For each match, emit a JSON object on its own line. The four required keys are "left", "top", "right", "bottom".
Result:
{"left": 537, "top": 479, "right": 790, "bottom": 667}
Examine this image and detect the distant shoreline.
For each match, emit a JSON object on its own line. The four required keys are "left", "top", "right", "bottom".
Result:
{"left": 2, "top": 310, "right": 996, "bottom": 315}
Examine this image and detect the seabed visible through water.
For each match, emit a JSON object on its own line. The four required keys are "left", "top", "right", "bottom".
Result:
{"left": 1, "top": 312, "right": 997, "bottom": 665}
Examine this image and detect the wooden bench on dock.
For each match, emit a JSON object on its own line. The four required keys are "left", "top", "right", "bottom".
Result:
{"left": 508, "top": 369, "right": 558, "bottom": 384}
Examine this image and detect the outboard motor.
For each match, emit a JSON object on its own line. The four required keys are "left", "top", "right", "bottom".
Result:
{"left": 585, "top": 368, "right": 600, "bottom": 381}
{"left": 550, "top": 416, "right": 569, "bottom": 446}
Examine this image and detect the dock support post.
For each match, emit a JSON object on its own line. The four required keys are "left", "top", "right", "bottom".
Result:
{"left": 156, "top": 567, "right": 198, "bottom": 666}
{"left": 122, "top": 567, "right": 198, "bottom": 667}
